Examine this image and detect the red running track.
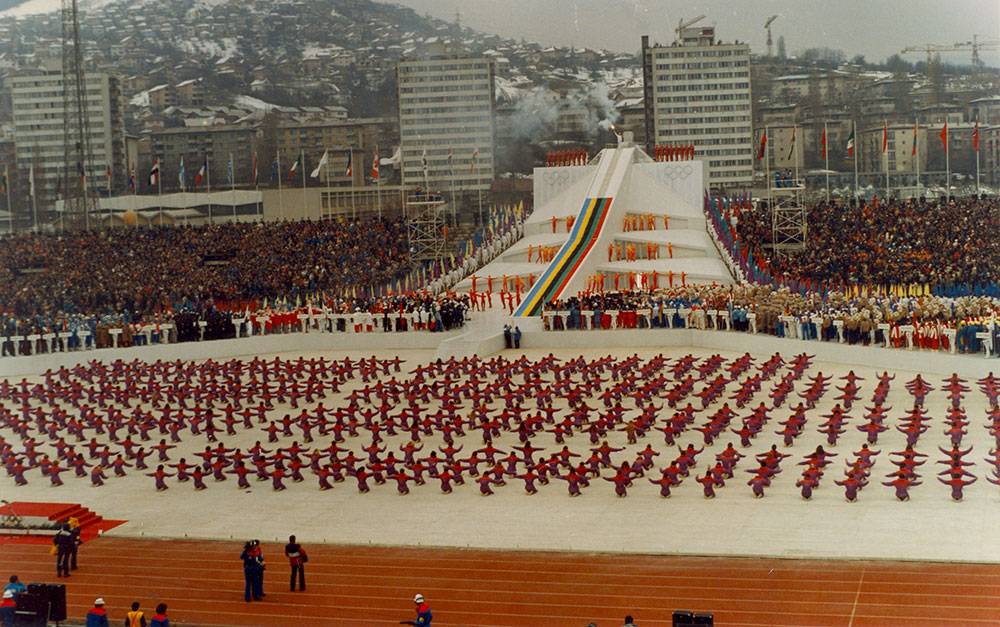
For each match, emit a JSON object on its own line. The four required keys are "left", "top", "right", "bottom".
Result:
{"left": 2, "top": 537, "right": 1000, "bottom": 626}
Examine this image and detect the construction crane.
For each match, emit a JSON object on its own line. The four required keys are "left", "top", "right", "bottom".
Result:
{"left": 764, "top": 15, "right": 779, "bottom": 57}
{"left": 902, "top": 37, "right": 1000, "bottom": 67}
{"left": 901, "top": 43, "right": 964, "bottom": 65}
{"left": 675, "top": 15, "right": 706, "bottom": 43}
{"left": 954, "top": 34, "right": 1000, "bottom": 69}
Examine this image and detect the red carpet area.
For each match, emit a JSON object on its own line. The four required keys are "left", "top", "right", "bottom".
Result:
{"left": 0, "top": 501, "right": 125, "bottom": 544}
{"left": 2, "top": 536, "right": 1000, "bottom": 626}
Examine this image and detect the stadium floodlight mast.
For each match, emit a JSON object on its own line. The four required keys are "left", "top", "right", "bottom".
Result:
{"left": 62, "top": 0, "right": 97, "bottom": 230}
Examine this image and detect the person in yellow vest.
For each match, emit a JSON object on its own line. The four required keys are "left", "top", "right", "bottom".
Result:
{"left": 68, "top": 516, "right": 82, "bottom": 571}
{"left": 126, "top": 601, "right": 147, "bottom": 627}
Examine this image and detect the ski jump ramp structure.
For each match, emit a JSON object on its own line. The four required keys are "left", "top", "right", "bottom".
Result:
{"left": 457, "top": 133, "right": 733, "bottom": 320}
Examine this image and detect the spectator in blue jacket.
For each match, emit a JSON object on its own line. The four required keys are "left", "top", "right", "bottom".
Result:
{"left": 149, "top": 603, "right": 170, "bottom": 627}
{"left": 2, "top": 576, "right": 25, "bottom": 600}
{"left": 85, "top": 598, "right": 110, "bottom": 627}
{"left": 401, "top": 593, "right": 432, "bottom": 626}
{"left": 1, "top": 590, "right": 16, "bottom": 627}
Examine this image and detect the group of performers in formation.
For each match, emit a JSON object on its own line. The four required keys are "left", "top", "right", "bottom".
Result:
{"left": 2, "top": 351, "right": 1000, "bottom": 503}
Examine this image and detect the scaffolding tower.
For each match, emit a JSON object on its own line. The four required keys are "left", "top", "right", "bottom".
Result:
{"left": 61, "top": 0, "right": 97, "bottom": 229}
{"left": 767, "top": 176, "right": 807, "bottom": 257}
{"left": 404, "top": 191, "right": 449, "bottom": 263}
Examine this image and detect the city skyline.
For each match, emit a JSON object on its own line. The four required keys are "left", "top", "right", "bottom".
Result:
{"left": 392, "top": 0, "right": 1000, "bottom": 67}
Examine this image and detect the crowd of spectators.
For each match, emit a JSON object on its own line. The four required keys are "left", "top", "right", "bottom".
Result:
{"left": 0, "top": 219, "right": 485, "bottom": 352}
{"left": 544, "top": 285, "right": 1000, "bottom": 355}
{"left": 0, "top": 219, "right": 426, "bottom": 350}
{"left": 0, "top": 218, "right": 411, "bottom": 320}
{"left": 735, "top": 196, "right": 1000, "bottom": 290}
{"left": 0, "top": 291, "right": 470, "bottom": 353}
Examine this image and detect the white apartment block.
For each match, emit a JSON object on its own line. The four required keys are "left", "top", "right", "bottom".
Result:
{"left": 396, "top": 43, "right": 495, "bottom": 194}
{"left": 11, "top": 70, "right": 124, "bottom": 201}
{"left": 642, "top": 27, "right": 753, "bottom": 189}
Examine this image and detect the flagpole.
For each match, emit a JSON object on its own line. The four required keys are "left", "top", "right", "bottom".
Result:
{"left": 207, "top": 154, "right": 213, "bottom": 225}
{"left": 5, "top": 165, "right": 12, "bottom": 234}
{"left": 915, "top": 117, "right": 921, "bottom": 198}
{"left": 975, "top": 121, "right": 981, "bottom": 196}
{"left": 157, "top": 159, "right": 163, "bottom": 225}
{"left": 764, "top": 125, "right": 771, "bottom": 212}
{"left": 349, "top": 148, "right": 356, "bottom": 220}
{"left": 375, "top": 146, "right": 382, "bottom": 221}
{"left": 476, "top": 160, "right": 483, "bottom": 226}
{"left": 823, "top": 122, "right": 829, "bottom": 203}
{"left": 106, "top": 166, "right": 112, "bottom": 226}
{"left": 30, "top": 164, "right": 38, "bottom": 233}
{"left": 852, "top": 121, "right": 859, "bottom": 201}
{"left": 230, "top": 152, "right": 236, "bottom": 221}
{"left": 944, "top": 123, "right": 951, "bottom": 200}
{"left": 301, "top": 149, "right": 306, "bottom": 216}
{"left": 884, "top": 120, "right": 890, "bottom": 198}
{"left": 82, "top": 161, "right": 90, "bottom": 230}
{"left": 323, "top": 150, "right": 330, "bottom": 221}
{"left": 254, "top": 153, "right": 261, "bottom": 220}
{"left": 449, "top": 151, "right": 456, "bottom": 226}
{"left": 793, "top": 126, "right": 800, "bottom": 187}
{"left": 976, "top": 144, "right": 981, "bottom": 197}
{"left": 277, "top": 151, "right": 284, "bottom": 220}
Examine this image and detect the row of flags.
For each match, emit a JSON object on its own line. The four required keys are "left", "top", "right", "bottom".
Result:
{"left": 758, "top": 120, "right": 983, "bottom": 160}
{"left": 142, "top": 148, "right": 402, "bottom": 191}
{"left": 7, "top": 144, "right": 483, "bottom": 197}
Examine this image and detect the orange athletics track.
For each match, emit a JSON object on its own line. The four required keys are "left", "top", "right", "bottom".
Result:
{"left": 2, "top": 537, "right": 1000, "bottom": 626}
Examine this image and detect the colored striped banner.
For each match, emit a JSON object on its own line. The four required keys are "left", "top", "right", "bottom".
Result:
{"left": 515, "top": 196, "right": 613, "bottom": 317}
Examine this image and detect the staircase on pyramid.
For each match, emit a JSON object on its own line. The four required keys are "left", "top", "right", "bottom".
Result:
{"left": 456, "top": 132, "right": 734, "bottom": 316}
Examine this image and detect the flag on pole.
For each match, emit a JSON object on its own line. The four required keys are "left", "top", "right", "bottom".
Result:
{"left": 421, "top": 149, "right": 428, "bottom": 177}
{"left": 29, "top": 164, "right": 35, "bottom": 198}
{"left": 912, "top": 121, "right": 918, "bottom": 156}
{"left": 786, "top": 127, "right": 796, "bottom": 160}
{"left": 148, "top": 159, "right": 160, "bottom": 186}
{"left": 846, "top": 128, "right": 855, "bottom": 157}
{"left": 128, "top": 166, "right": 136, "bottom": 191}
{"left": 939, "top": 121, "right": 948, "bottom": 153}
{"left": 972, "top": 120, "right": 980, "bottom": 153}
{"left": 447, "top": 148, "right": 453, "bottom": 168}
{"left": 343, "top": 151, "right": 352, "bottom": 177}
{"left": 820, "top": 126, "right": 827, "bottom": 159}
{"left": 756, "top": 130, "right": 767, "bottom": 160}
{"left": 105, "top": 166, "right": 112, "bottom": 193}
{"left": 470, "top": 147, "right": 479, "bottom": 172}
{"left": 287, "top": 155, "right": 300, "bottom": 181}
{"left": 310, "top": 150, "right": 328, "bottom": 178}
{"left": 178, "top": 156, "right": 186, "bottom": 190}
{"left": 371, "top": 146, "right": 380, "bottom": 180}
{"left": 227, "top": 155, "right": 235, "bottom": 185}
{"left": 251, "top": 153, "right": 259, "bottom": 185}
{"left": 270, "top": 155, "right": 278, "bottom": 182}
{"left": 194, "top": 158, "right": 207, "bottom": 187}
{"left": 380, "top": 146, "right": 401, "bottom": 168}
{"left": 881, "top": 122, "right": 888, "bottom": 153}
{"left": 1, "top": 167, "right": 9, "bottom": 194}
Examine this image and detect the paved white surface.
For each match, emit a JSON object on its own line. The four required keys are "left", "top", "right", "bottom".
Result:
{"left": 3, "top": 341, "right": 1000, "bottom": 564}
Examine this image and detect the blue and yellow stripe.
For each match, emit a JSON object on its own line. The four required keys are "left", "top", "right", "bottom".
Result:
{"left": 515, "top": 196, "right": 613, "bottom": 317}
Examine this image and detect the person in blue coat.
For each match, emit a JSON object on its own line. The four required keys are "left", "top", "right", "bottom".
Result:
{"left": 1, "top": 590, "right": 16, "bottom": 627}
{"left": 85, "top": 598, "right": 109, "bottom": 627}
{"left": 240, "top": 541, "right": 265, "bottom": 602}
{"left": 400, "top": 593, "right": 432, "bottom": 626}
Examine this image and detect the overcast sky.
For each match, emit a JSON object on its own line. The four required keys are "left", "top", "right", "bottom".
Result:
{"left": 389, "top": 0, "right": 1000, "bottom": 66}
